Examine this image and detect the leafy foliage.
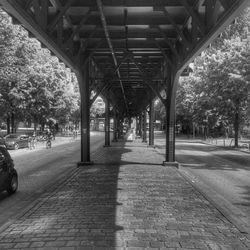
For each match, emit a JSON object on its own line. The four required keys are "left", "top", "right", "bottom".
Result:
{"left": 90, "top": 97, "right": 105, "bottom": 118}
{"left": 0, "top": 10, "right": 80, "bottom": 131}
{"left": 176, "top": 8, "right": 250, "bottom": 145}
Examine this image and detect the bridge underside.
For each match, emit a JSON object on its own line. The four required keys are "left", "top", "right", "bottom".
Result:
{"left": 1, "top": 0, "right": 249, "bottom": 164}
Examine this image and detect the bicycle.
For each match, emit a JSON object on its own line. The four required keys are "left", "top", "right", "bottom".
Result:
{"left": 46, "top": 136, "right": 52, "bottom": 149}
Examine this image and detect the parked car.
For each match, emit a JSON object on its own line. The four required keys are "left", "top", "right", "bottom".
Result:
{"left": 4, "top": 134, "right": 29, "bottom": 150}
{"left": 0, "top": 146, "right": 18, "bottom": 194}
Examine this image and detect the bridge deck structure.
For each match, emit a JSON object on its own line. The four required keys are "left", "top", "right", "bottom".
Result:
{"left": 0, "top": 0, "right": 249, "bottom": 165}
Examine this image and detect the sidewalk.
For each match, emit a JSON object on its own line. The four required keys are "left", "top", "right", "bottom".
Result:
{"left": 0, "top": 138, "right": 249, "bottom": 249}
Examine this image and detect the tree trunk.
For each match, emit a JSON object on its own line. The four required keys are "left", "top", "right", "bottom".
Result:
{"left": 234, "top": 106, "right": 239, "bottom": 148}
{"left": 41, "top": 122, "right": 45, "bottom": 131}
{"left": 94, "top": 118, "right": 99, "bottom": 131}
{"left": 7, "top": 113, "right": 11, "bottom": 134}
{"left": 33, "top": 119, "right": 37, "bottom": 132}
{"left": 11, "top": 112, "right": 15, "bottom": 133}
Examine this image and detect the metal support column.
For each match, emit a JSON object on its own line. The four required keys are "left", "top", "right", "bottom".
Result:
{"left": 149, "top": 99, "right": 155, "bottom": 146}
{"left": 117, "top": 117, "right": 122, "bottom": 139}
{"left": 142, "top": 110, "right": 147, "bottom": 143}
{"left": 139, "top": 113, "right": 143, "bottom": 137}
{"left": 77, "top": 62, "right": 93, "bottom": 166}
{"left": 163, "top": 69, "right": 181, "bottom": 167}
{"left": 135, "top": 116, "right": 139, "bottom": 137}
{"left": 104, "top": 98, "right": 110, "bottom": 146}
{"left": 112, "top": 108, "right": 118, "bottom": 142}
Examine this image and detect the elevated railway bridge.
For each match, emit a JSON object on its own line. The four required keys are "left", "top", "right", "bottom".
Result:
{"left": 1, "top": 0, "right": 249, "bottom": 166}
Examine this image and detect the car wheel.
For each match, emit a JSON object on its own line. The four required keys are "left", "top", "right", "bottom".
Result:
{"left": 14, "top": 143, "right": 19, "bottom": 150}
{"left": 7, "top": 174, "right": 18, "bottom": 194}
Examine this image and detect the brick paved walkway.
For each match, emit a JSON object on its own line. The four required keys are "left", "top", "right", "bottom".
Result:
{"left": 0, "top": 139, "right": 249, "bottom": 249}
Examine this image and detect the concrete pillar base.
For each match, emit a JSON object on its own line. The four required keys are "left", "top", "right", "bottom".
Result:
{"left": 162, "top": 161, "right": 179, "bottom": 168}
{"left": 77, "top": 161, "right": 94, "bottom": 167}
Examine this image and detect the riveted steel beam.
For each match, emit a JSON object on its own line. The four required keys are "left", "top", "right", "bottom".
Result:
{"left": 96, "top": 0, "right": 129, "bottom": 114}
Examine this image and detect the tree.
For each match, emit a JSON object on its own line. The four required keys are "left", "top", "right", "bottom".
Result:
{"left": 176, "top": 8, "right": 250, "bottom": 145}
{"left": 203, "top": 39, "right": 250, "bottom": 145}
{"left": 90, "top": 97, "right": 105, "bottom": 118}
{"left": 0, "top": 10, "right": 81, "bottom": 132}
{"left": 0, "top": 10, "right": 29, "bottom": 132}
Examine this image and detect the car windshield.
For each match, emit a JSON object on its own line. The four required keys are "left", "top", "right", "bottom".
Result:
{"left": 6, "top": 134, "right": 19, "bottom": 138}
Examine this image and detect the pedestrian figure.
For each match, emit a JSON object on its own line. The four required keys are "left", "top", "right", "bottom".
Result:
{"left": 46, "top": 129, "right": 52, "bottom": 149}
{"left": 28, "top": 136, "right": 32, "bottom": 150}
{"left": 72, "top": 129, "right": 77, "bottom": 140}
{"left": 132, "top": 128, "right": 136, "bottom": 141}
{"left": 31, "top": 132, "right": 36, "bottom": 149}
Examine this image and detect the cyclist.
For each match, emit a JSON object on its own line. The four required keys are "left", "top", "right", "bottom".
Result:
{"left": 46, "top": 129, "right": 52, "bottom": 149}
{"left": 31, "top": 132, "right": 36, "bottom": 149}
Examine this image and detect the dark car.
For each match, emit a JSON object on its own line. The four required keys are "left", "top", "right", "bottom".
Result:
{"left": 0, "top": 136, "right": 5, "bottom": 147}
{"left": 0, "top": 146, "right": 18, "bottom": 194}
{"left": 4, "top": 134, "right": 29, "bottom": 150}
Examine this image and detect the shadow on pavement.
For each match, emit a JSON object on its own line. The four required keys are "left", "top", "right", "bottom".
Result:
{"left": 0, "top": 141, "right": 131, "bottom": 249}
{"left": 234, "top": 185, "right": 250, "bottom": 208}
{"left": 175, "top": 142, "right": 250, "bottom": 172}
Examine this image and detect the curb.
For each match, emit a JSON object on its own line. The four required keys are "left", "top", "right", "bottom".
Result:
{"left": 0, "top": 165, "right": 79, "bottom": 234}
{"left": 153, "top": 137, "right": 250, "bottom": 235}
{"left": 0, "top": 140, "right": 105, "bottom": 234}
{"left": 178, "top": 166, "right": 250, "bottom": 234}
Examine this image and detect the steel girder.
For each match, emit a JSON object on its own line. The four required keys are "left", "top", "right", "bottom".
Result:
{"left": 0, "top": 0, "right": 249, "bottom": 116}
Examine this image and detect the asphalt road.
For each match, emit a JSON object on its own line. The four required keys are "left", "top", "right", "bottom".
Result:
{"left": 175, "top": 139, "right": 250, "bottom": 227}
{"left": 0, "top": 132, "right": 105, "bottom": 228}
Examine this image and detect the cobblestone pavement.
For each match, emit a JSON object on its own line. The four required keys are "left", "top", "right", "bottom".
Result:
{"left": 0, "top": 139, "right": 249, "bottom": 250}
